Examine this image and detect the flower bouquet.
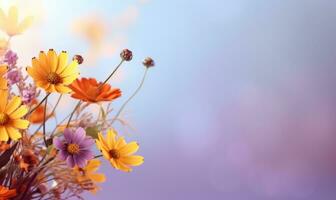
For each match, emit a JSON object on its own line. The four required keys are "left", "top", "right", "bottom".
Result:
{"left": 0, "top": 6, "right": 154, "bottom": 200}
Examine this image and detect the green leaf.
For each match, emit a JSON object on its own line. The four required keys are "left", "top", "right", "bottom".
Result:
{"left": 86, "top": 126, "right": 99, "bottom": 139}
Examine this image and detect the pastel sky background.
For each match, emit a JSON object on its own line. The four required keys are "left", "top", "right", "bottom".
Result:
{"left": 2, "top": 0, "right": 336, "bottom": 199}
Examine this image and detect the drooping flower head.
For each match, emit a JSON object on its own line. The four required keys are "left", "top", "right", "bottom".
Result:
{"left": 69, "top": 78, "right": 121, "bottom": 103}
{"left": 26, "top": 49, "right": 80, "bottom": 93}
{"left": 0, "top": 90, "right": 29, "bottom": 141}
{"left": 73, "top": 159, "right": 106, "bottom": 193}
{"left": 0, "top": 6, "right": 33, "bottom": 36}
{"left": 96, "top": 129, "right": 144, "bottom": 172}
{"left": 53, "top": 127, "right": 94, "bottom": 168}
{"left": 4, "top": 50, "right": 18, "bottom": 67}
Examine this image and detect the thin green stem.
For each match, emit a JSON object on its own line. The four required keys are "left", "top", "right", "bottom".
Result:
{"left": 111, "top": 68, "right": 149, "bottom": 125}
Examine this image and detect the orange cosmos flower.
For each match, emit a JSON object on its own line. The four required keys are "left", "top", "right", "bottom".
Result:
{"left": 69, "top": 78, "right": 121, "bottom": 103}
{"left": 0, "top": 186, "right": 16, "bottom": 200}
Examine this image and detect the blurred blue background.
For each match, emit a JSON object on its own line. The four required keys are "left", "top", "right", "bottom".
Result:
{"left": 4, "top": 0, "right": 336, "bottom": 199}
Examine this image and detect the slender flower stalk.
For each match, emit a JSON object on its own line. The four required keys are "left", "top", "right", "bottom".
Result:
{"left": 100, "top": 59, "right": 124, "bottom": 87}
{"left": 27, "top": 93, "right": 50, "bottom": 116}
{"left": 42, "top": 94, "right": 49, "bottom": 146}
{"left": 66, "top": 100, "right": 81, "bottom": 128}
{"left": 111, "top": 68, "right": 149, "bottom": 125}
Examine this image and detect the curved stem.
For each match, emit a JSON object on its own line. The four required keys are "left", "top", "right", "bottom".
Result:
{"left": 111, "top": 68, "right": 149, "bottom": 125}
{"left": 42, "top": 94, "right": 49, "bottom": 146}
{"left": 66, "top": 100, "right": 81, "bottom": 128}
{"left": 27, "top": 93, "right": 51, "bottom": 116}
{"left": 99, "top": 59, "right": 124, "bottom": 88}
{"left": 30, "top": 94, "right": 63, "bottom": 141}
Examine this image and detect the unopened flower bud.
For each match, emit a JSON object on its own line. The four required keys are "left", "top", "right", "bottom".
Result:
{"left": 142, "top": 57, "right": 155, "bottom": 68}
{"left": 73, "top": 55, "right": 84, "bottom": 64}
{"left": 120, "top": 49, "right": 133, "bottom": 61}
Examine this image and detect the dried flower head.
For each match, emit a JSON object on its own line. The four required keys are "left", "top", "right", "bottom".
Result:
{"left": 142, "top": 57, "right": 155, "bottom": 68}
{"left": 120, "top": 49, "right": 133, "bottom": 61}
{"left": 73, "top": 54, "right": 84, "bottom": 65}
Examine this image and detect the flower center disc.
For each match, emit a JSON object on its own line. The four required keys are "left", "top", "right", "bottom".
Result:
{"left": 67, "top": 143, "right": 80, "bottom": 155}
{"left": 109, "top": 149, "right": 120, "bottom": 159}
{"left": 0, "top": 113, "right": 9, "bottom": 125}
{"left": 46, "top": 73, "right": 61, "bottom": 84}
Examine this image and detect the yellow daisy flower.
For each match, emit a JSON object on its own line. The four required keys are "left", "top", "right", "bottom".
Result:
{"left": 73, "top": 159, "right": 106, "bottom": 193}
{"left": 96, "top": 129, "right": 144, "bottom": 172}
{"left": 0, "top": 6, "right": 33, "bottom": 36}
{"left": 27, "top": 49, "right": 80, "bottom": 93}
{"left": 0, "top": 90, "right": 29, "bottom": 141}
{"left": 0, "top": 65, "right": 8, "bottom": 90}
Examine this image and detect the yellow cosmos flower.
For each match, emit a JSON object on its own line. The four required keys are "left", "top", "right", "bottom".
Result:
{"left": 96, "top": 129, "right": 144, "bottom": 172}
{"left": 74, "top": 159, "right": 106, "bottom": 193}
{"left": 0, "top": 90, "right": 29, "bottom": 141}
{"left": 0, "top": 65, "right": 8, "bottom": 90}
{"left": 0, "top": 6, "right": 33, "bottom": 36}
{"left": 27, "top": 49, "right": 79, "bottom": 93}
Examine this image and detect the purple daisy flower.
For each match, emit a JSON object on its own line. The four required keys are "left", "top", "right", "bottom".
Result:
{"left": 53, "top": 127, "right": 94, "bottom": 168}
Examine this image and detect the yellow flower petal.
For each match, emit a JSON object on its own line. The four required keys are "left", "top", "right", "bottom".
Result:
{"left": 0, "top": 65, "right": 7, "bottom": 76}
{"left": 0, "top": 78, "right": 8, "bottom": 90}
{"left": 55, "top": 84, "right": 71, "bottom": 93}
{"left": 0, "top": 126, "right": 8, "bottom": 141}
{"left": 18, "top": 16, "right": 33, "bottom": 34}
{"left": 116, "top": 160, "right": 132, "bottom": 172}
{"left": 119, "top": 142, "right": 139, "bottom": 156}
{"left": 9, "top": 105, "right": 28, "bottom": 119}
{"left": 115, "top": 137, "right": 127, "bottom": 149}
{"left": 6, "top": 126, "right": 21, "bottom": 140}
{"left": 0, "top": 90, "right": 8, "bottom": 112}
{"left": 10, "top": 119, "right": 29, "bottom": 129}
{"left": 97, "top": 132, "right": 109, "bottom": 151}
{"left": 57, "top": 51, "right": 68, "bottom": 73}
{"left": 5, "top": 96, "right": 21, "bottom": 114}
{"left": 89, "top": 173, "right": 106, "bottom": 183}
{"left": 119, "top": 155, "right": 144, "bottom": 166}
{"left": 107, "top": 129, "right": 116, "bottom": 149}
{"left": 47, "top": 49, "right": 58, "bottom": 72}
{"left": 60, "top": 61, "right": 79, "bottom": 77}
{"left": 8, "top": 6, "right": 18, "bottom": 27}
{"left": 85, "top": 159, "right": 100, "bottom": 171}
{"left": 62, "top": 73, "right": 78, "bottom": 85}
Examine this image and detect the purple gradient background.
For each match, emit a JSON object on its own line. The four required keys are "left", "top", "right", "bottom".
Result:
{"left": 6, "top": 0, "right": 336, "bottom": 199}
